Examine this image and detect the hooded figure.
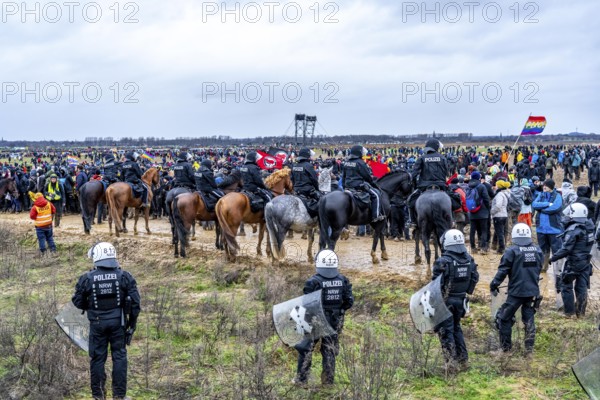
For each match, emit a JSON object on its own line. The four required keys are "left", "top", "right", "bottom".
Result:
{"left": 560, "top": 180, "right": 577, "bottom": 208}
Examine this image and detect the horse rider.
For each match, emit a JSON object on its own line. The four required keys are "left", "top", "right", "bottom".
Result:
{"left": 194, "top": 158, "right": 224, "bottom": 211}
{"left": 172, "top": 152, "right": 196, "bottom": 191}
{"left": 102, "top": 152, "right": 122, "bottom": 184}
{"left": 342, "top": 145, "right": 385, "bottom": 223}
{"left": 408, "top": 139, "right": 449, "bottom": 227}
{"left": 121, "top": 152, "right": 149, "bottom": 208}
{"left": 291, "top": 148, "right": 321, "bottom": 215}
{"left": 240, "top": 151, "right": 272, "bottom": 209}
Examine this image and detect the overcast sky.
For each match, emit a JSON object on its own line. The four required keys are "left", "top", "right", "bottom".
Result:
{"left": 0, "top": 0, "right": 598, "bottom": 140}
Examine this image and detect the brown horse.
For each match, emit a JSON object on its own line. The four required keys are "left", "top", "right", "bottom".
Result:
{"left": 215, "top": 168, "right": 292, "bottom": 262}
{"left": 171, "top": 170, "right": 243, "bottom": 258}
{"left": 105, "top": 168, "right": 159, "bottom": 237}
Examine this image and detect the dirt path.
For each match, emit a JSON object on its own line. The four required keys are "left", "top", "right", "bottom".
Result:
{"left": 2, "top": 210, "right": 597, "bottom": 302}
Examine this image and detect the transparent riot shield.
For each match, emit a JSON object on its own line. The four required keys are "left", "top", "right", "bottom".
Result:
{"left": 54, "top": 302, "right": 89, "bottom": 353}
{"left": 572, "top": 347, "right": 600, "bottom": 400}
{"left": 409, "top": 276, "right": 452, "bottom": 333}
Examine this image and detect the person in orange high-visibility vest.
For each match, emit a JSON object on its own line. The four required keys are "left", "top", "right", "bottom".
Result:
{"left": 29, "top": 192, "right": 57, "bottom": 254}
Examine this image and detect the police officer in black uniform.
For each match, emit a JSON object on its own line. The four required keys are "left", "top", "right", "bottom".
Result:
{"left": 121, "top": 152, "right": 149, "bottom": 207}
{"left": 194, "top": 159, "right": 223, "bottom": 211}
{"left": 294, "top": 250, "right": 354, "bottom": 385}
{"left": 432, "top": 229, "right": 479, "bottom": 370}
{"left": 551, "top": 203, "right": 595, "bottom": 317}
{"left": 102, "top": 153, "right": 121, "bottom": 184}
{"left": 490, "top": 223, "right": 543, "bottom": 355}
{"left": 240, "top": 151, "right": 272, "bottom": 209}
{"left": 72, "top": 242, "right": 141, "bottom": 400}
{"left": 172, "top": 152, "right": 195, "bottom": 190}
{"left": 292, "top": 148, "right": 321, "bottom": 216}
{"left": 342, "top": 145, "right": 384, "bottom": 223}
{"left": 408, "top": 139, "right": 449, "bottom": 226}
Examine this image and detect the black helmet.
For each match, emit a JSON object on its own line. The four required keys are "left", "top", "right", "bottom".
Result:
{"left": 425, "top": 139, "right": 441, "bottom": 152}
{"left": 201, "top": 159, "right": 212, "bottom": 168}
{"left": 245, "top": 152, "right": 258, "bottom": 163}
{"left": 298, "top": 148, "right": 311, "bottom": 160}
{"left": 104, "top": 153, "right": 114, "bottom": 162}
{"left": 125, "top": 152, "right": 136, "bottom": 161}
{"left": 350, "top": 145, "right": 364, "bottom": 157}
{"left": 178, "top": 152, "right": 188, "bottom": 161}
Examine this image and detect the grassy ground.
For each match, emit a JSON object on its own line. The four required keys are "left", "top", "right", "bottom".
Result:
{"left": 0, "top": 222, "right": 597, "bottom": 400}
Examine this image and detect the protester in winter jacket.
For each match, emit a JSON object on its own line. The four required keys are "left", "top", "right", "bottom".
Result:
{"left": 491, "top": 180, "right": 511, "bottom": 253}
{"left": 588, "top": 159, "right": 600, "bottom": 196}
{"left": 467, "top": 171, "right": 491, "bottom": 254}
{"left": 532, "top": 179, "right": 564, "bottom": 270}
{"left": 517, "top": 178, "right": 534, "bottom": 227}
{"left": 29, "top": 192, "right": 56, "bottom": 254}
{"left": 560, "top": 180, "right": 577, "bottom": 208}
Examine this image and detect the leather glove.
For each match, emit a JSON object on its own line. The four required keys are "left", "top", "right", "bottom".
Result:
{"left": 490, "top": 283, "right": 499, "bottom": 296}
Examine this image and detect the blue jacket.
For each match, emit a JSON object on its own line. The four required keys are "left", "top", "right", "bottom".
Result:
{"left": 532, "top": 190, "right": 563, "bottom": 234}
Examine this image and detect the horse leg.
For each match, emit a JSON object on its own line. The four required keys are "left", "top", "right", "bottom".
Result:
{"left": 257, "top": 223, "right": 264, "bottom": 256}
{"left": 307, "top": 228, "right": 315, "bottom": 263}
{"left": 301, "top": 229, "right": 308, "bottom": 240}
{"left": 215, "top": 223, "right": 222, "bottom": 250}
{"left": 238, "top": 221, "right": 246, "bottom": 236}
{"left": 288, "top": 230, "right": 294, "bottom": 239}
{"left": 423, "top": 231, "right": 432, "bottom": 275}
{"left": 414, "top": 227, "right": 422, "bottom": 264}
{"left": 380, "top": 231, "right": 389, "bottom": 260}
{"left": 191, "top": 220, "right": 196, "bottom": 241}
{"left": 144, "top": 206, "right": 151, "bottom": 234}
{"left": 371, "top": 229, "right": 380, "bottom": 264}
{"left": 122, "top": 208, "right": 128, "bottom": 234}
{"left": 133, "top": 208, "right": 140, "bottom": 235}
{"left": 108, "top": 209, "right": 114, "bottom": 236}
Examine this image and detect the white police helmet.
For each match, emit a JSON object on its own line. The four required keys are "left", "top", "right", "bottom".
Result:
{"left": 562, "top": 203, "right": 588, "bottom": 223}
{"left": 88, "top": 242, "right": 119, "bottom": 268}
{"left": 441, "top": 229, "right": 467, "bottom": 253}
{"left": 315, "top": 250, "right": 339, "bottom": 278}
{"left": 511, "top": 223, "right": 532, "bottom": 245}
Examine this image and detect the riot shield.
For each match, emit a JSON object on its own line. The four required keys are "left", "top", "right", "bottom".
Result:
{"left": 572, "top": 347, "right": 600, "bottom": 400}
{"left": 490, "top": 287, "right": 508, "bottom": 320}
{"left": 272, "top": 290, "right": 336, "bottom": 348}
{"left": 54, "top": 302, "right": 89, "bottom": 353}
{"left": 409, "top": 276, "right": 451, "bottom": 333}
{"left": 551, "top": 259, "right": 565, "bottom": 310}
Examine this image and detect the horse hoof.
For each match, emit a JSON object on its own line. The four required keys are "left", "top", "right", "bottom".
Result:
{"left": 301, "top": 234, "right": 308, "bottom": 240}
{"left": 191, "top": 237, "right": 196, "bottom": 241}
{"left": 372, "top": 257, "right": 380, "bottom": 265}
{"left": 134, "top": 231, "right": 138, "bottom": 236}
{"left": 122, "top": 229, "right": 128, "bottom": 234}
{"left": 381, "top": 251, "right": 389, "bottom": 261}
{"left": 257, "top": 250, "right": 262, "bottom": 256}
{"left": 252, "top": 226, "right": 258, "bottom": 234}
{"left": 308, "top": 256, "right": 314, "bottom": 264}
{"left": 174, "top": 254, "right": 179, "bottom": 258}
{"left": 237, "top": 232, "right": 246, "bottom": 237}
{"left": 415, "top": 256, "right": 422, "bottom": 265}
{"left": 146, "top": 231, "right": 151, "bottom": 235}
{"left": 85, "top": 230, "right": 90, "bottom": 235}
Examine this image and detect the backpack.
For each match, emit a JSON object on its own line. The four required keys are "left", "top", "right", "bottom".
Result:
{"left": 523, "top": 187, "right": 533, "bottom": 205}
{"left": 507, "top": 191, "right": 521, "bottom": 213}
{"left": 465, "top": 186, "right": 482, "bottom": 213}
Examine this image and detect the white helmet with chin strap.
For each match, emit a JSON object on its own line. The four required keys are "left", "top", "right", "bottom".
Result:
{"left": 511, "top": 223, "right": 532, "bottom": 245}
{"left": 562, "top": 203, "right": 588, "bottom": 223}
{"left": 88, "top": 242, "right": 119, "bottom": 268}
{"left": 441, "top": 229, "right": 467, "bottom": 253}
{"left": 315, "top": 250, "right": 339, "bottom": 278}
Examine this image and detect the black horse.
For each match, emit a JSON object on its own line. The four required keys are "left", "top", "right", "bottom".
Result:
{"left": 319, "top": 170, "right": 413, "bottom": 264}
{"left": 414, "top": 189, "right": 453, "bottom": 269}
{"left": 79, "top": 180, "right": 106, "bottom": 234}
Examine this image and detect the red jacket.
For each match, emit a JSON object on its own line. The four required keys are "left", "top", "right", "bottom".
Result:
{"left": 452, "top": 186, "right": 468, "bottom": 213}
{"left": 30, "top": 196, "right": 56, "bottom": 228}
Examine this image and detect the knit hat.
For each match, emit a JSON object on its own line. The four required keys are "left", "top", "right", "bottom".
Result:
{"left": 496, "top": 180, "right": 511, "bottom": 190}
{"left": 520, "top": 178, "right": 530, "bottom": 187}
{"left": 471, "top": 171, "right": 481, "bottom": 180}
{"left": 34, "top": 192, "right": 43, "bottom": 199}
{"left": 543, "top": 179, "right": 555, "bottom": 190}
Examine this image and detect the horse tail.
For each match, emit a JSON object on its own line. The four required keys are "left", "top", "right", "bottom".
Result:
{"left": 172, "top": 195, "right": 188, "bottom": 248}
{"left": 79, "top": 183, "right": 91, "bottom": 233}
{"left": 215, "top": 199, "right": 240, "bottom": 254}
{"left": 264, "top": 201, "right": 284, "bottom": 260}
{"left": 105, "top": 186, "right": 118, "bottom": 231}
{"left": 432, "top": 195, "right": 450, "bottom": 245}
{"left": 318, "top": 195, "right": 332, "bottom": 249}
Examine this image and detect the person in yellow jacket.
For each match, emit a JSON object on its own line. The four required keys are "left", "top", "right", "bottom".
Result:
{"left": 29, "top": 192, "right": 57, "bottom": 254}
{"left": 44, "top": 173, "right": 63, "bottom": 227}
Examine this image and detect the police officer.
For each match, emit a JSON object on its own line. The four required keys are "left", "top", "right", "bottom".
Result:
{"left": 490, "top": 223, "right": 543, "bottom": 355}
{"left": 292, "top": 148, "right": 320, "bottom": 198}
{"left": 408, "top": 139, "right": 449, "bottom": 226}
{"left": 102, "top": 153, "right": 122, "bottom": 184}
{"left": 551, "top": 203, "right": 594, "bottom": 318}
{"left": 240, "top": 151, "right": 272, "bottom": 208}
{"left": 342, "top": 145, "right": 384, "bottom": 223}
{"left": 294, "top": 250, "right": 354, "bottom": 385}
{"left": 72, "top": 242, "right": 141, "bottom": 400}
{"left": 121, "top": 152, "right": 149, "bottom": 207}
{"left": 432, "top": 229, "right": 479, "bottom": 370}
{"left": 172, "top": 152, "right": 195, "bottom": 190}
{"left": 194, "top": 159, "right": 223, "bottom": 210}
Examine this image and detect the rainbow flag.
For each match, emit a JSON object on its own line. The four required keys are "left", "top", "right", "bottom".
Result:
{"left": 141, "top": 151, "right": 153, "bottom": 160}
{"left": 521, "top": 116, "right": 547, "bottom": 135}
{"left": 67, "top": 156, "right": 79, "bottom": 166}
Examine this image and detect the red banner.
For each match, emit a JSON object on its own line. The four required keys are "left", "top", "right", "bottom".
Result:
{"left": 368, "top": 161, "right": 389, "bottom": 179}
{"left": 256, "top": 150, "right": 283, "bottom": 170}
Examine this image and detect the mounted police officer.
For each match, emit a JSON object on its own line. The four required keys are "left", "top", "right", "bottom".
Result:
{"left": 194, "top": 159, "right": 223, "bottom": 212}
{"left": 72, "top": 242, "right": 141, "bottom": 400}
{"left": 408, "top": 139, "right": 449, "bottom": 226}
{"left": 294, "top": 250, "right": 354, "bottom": 385}
{"left": 490, "top": 223, "right": 543, "bottom": 356}
{"left": 172, "top": 152, "right": 195, "bottom": 190}
{"left": 551, "top": 203, "right": 594, "bottom": 318}
{"left": 102, "top": 153, "right": 121, "bottom": 184}
{"left": 342, "top": 145, "right": 384, "bottom": 223}
{"left": 240, "top": 151, "right": 272, "bottom": 210}
{"left": 292, "top": 148, "right": 321, "bottom": 217}
{"left": 121, "top": 152, "right": 149, "bottom": 207}
{"left": 432, "top": 229, "right": 479, "bottom": 371}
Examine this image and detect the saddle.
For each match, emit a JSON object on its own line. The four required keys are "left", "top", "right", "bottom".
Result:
{"left": 297, "top": 193, "right": 320, "bottom": 218}
{"left": 344, "top": 188, "right": 370, "bottom": 210}
{"left": 242, "top": 190, "right": 265, "bottom": 213}
{"left": 127, "top": 181, "right": 148, "bottom": 199}
{"left": 198, "top": 191, "right": 219, "bottom": 213}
